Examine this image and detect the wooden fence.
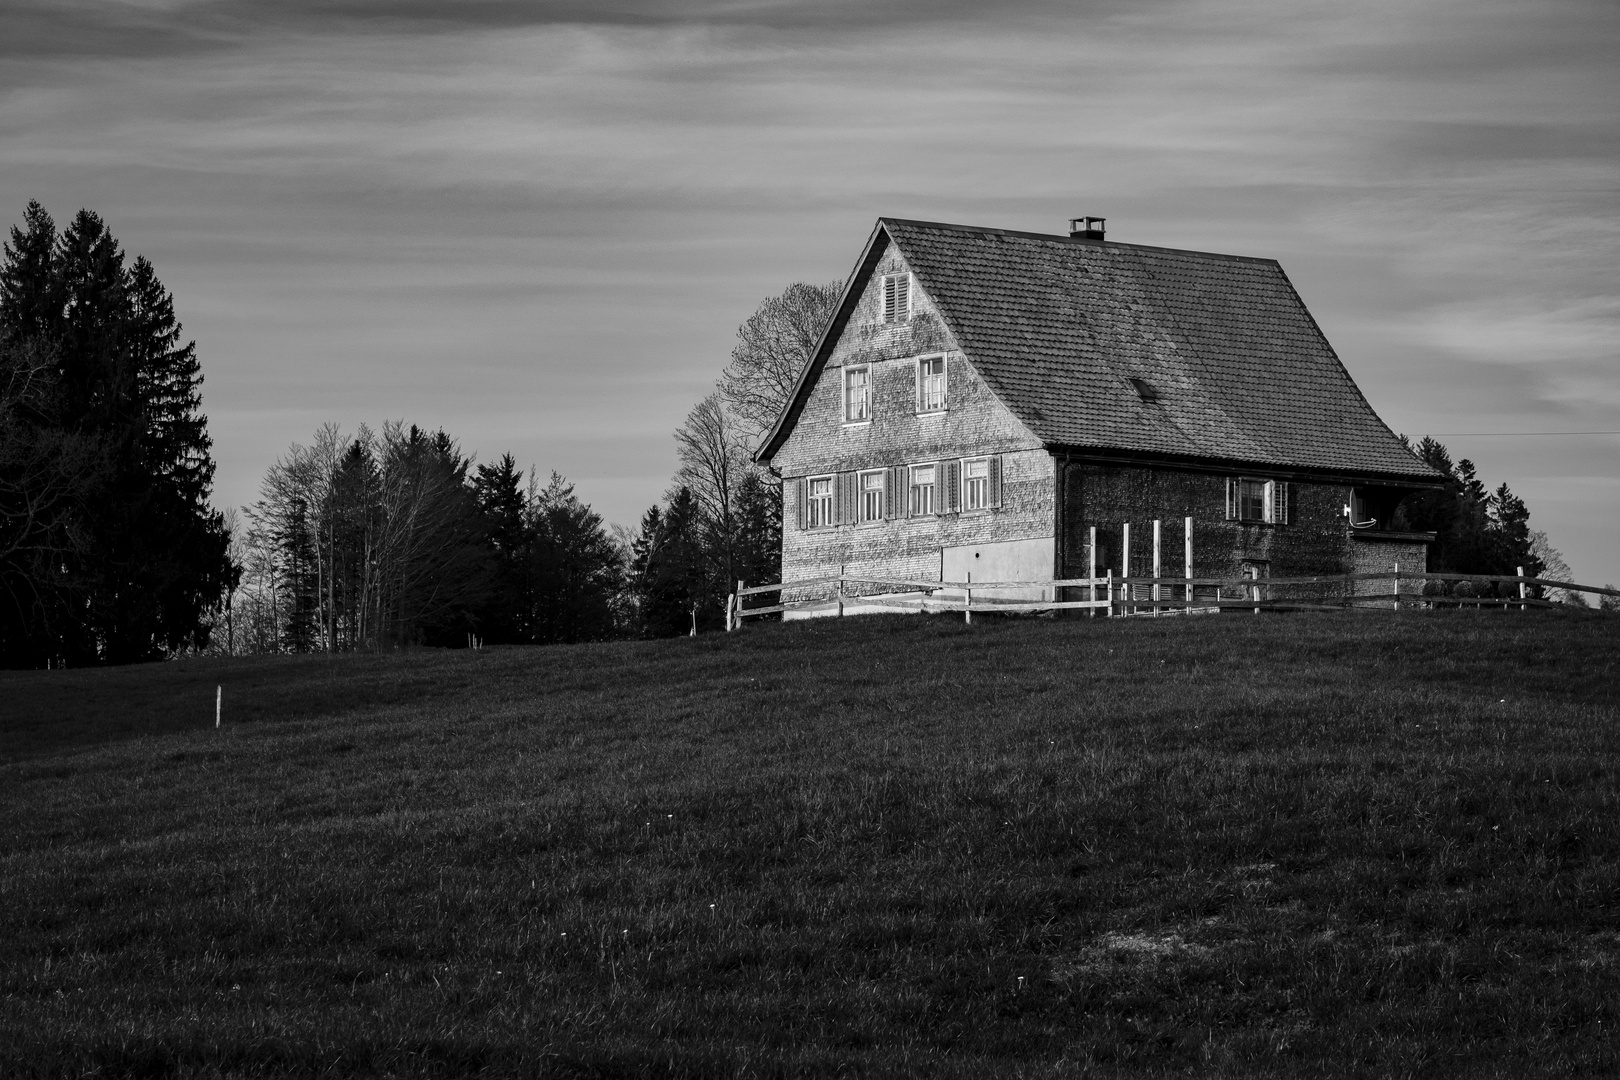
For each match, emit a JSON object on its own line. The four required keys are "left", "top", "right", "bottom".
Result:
{"left": 729, "top": 568, "right": 1620, "bottom": 628}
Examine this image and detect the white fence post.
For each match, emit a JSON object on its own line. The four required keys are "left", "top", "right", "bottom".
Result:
{"left": 1152, "top": 519, "right": 1162, "bottom": 615}
{"left": 1393, "top": 562, "right": 1400, "bottom": 612}
{"left": 1122, "top": 523, "right": 1131, "bottom": 615}
{"left": 1088, "top": 525, "right": 1097, "bottom": 619}
{"left": 965, "top": 571, "right": 972, "bottom": 625}
{"left": 1184, "top": 516, "right": 1194, "bottom": 611}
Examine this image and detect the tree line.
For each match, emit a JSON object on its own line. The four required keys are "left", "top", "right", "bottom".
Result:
{"left": 219, "top": 280, "right": 845, "bottom": 653}
{"left": 1395, "top": 437, "right": 1609, "bottom": 606}
{"left": 4, "top": 198, "right": 1609, "bottom": 668}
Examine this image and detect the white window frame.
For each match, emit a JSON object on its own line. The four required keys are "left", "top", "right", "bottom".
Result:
{"left": 1237, "top": 478, "right": 1273, "bottom": 523}
{"left": 909, "top": 463, "right": 936, "bottom": 517}
{"left": 807, "top": 475, "right": 834, "bottom": 528}
{"left": 843, "top": 365, "right": 871, "bottom": 424}
{"left": 858, "top": 470, "right": 884, "bottom": 524}
{"left": 882, "top": 273, "right": 911, "bottom": 323}
{"left": 961, "top": 457, "right": 990, "bottom": 511}
{"left": 917, "top": 354, "right": 946, "bottom": 414}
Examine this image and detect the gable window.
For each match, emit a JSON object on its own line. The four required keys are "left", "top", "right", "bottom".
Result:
{"left": 918, "top": 355, "right": 946, "bottom": 412}
{"left": 961, "top": 457, "right": 990, "bottom": 511}
{"left": 859, "top": 470, "right": 884, "bottom": 523}
{"left": 909, "top": 463, "right": 936, "bottom": 516}
{"left": 1226, "top": 478, "right": 1288, "bottom": 524}
{"left": 882, "top": 273, "right": 911, "bottom": 323}
{"left": 807, "top": 476, "right": 834, "bottom": 528}
{"left": 843, "top": 366, "right": 870, "bottom": 423}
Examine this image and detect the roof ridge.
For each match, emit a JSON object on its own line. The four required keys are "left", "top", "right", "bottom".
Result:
{"left": 878, "top": 217, "right": 1280, "bottom": 266}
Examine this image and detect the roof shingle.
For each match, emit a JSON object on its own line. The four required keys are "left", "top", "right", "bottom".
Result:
{"left": 833, "top": 219, "right": 1439, "bottom": 481}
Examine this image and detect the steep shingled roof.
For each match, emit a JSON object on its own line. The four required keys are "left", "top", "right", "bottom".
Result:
{"left": 761, "top": 218, "right": 1441, "bottom": 483}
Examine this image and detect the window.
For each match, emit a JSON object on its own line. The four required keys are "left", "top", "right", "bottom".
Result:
{"left": 918, "top": 355, "right": 946, "bottom": 412}
{"left": 807, "top": 476, "right": 834, "bottom": 528}
{"left": 961, "top": 457, "right": 990, "bottom": 510}
{"left": 1227, "top": 478, "right": 1288, "bottom": 524}
{"left": 843, "top": 366, "right": 870, "bottom": 423}
{"left": 882, "top": 273, "right": 911, "bottom": 323}
{"left": 859, "top": 471, "right": 884, "bottom": 523}
{"left": 909, "top": 464, "right": 936, "bottom": 516}
{"left": 1239, "top": 479, "right": 1268, "bottom": 522}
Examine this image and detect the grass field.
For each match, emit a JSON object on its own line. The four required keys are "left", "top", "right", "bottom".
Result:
{"left": 3, "top": 611, "right": 1619, "bottom": 1077}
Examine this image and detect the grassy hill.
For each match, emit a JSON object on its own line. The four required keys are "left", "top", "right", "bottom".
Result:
{"left": 3, "top": 611, "right": 1618, "bottom": 1077}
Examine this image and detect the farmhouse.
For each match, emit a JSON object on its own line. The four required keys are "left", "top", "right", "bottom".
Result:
{"left": 754, "top": 217, "right": 1445, "bottom": 609}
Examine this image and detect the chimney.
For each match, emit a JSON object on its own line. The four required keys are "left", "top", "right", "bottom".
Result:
{"left": 1069, "top": 216, "right": 1105, "bottom": 240}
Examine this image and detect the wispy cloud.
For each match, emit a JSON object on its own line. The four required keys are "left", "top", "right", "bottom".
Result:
{"left": 2, "top": 0, "right": 1617, "bottom": 579}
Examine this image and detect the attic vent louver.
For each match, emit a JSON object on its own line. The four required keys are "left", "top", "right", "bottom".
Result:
{"left": 1069, "top": 216, "right": 1105, "bottom": 240}
{"left": 1129, "top": 377, "right": 1160, "bottom": 403}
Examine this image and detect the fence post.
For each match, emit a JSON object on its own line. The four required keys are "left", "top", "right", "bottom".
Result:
{"left": 1393, "top": 562, "right": 1400, "bottom": 612}
{"left": 735, "top": 580, "right": 745, "bottom": 629}
{"left": 1106, "top": 568, "right": 1114, "bottom": 618}
{"left": 1517, "top": 566, "right": 1526, "bottom": 611}
{"left": 965, "top": 571, "right": 972, "bottom": 625}
{"left": 1088, "top": 525, "right": 1097, "bottom": 619}
{"left": 1252, "top": 566, "right": 1260, "bottom": 616}
{"left": 1122, "top": 523, "right": 1131, "bottom": 615}
{"left": 836, "top": 563, "right": 845, "bottom": 618}
{"left": 1152, "top": 518, "right": 1162, "bottom": 615}
{"left": 1184, "top": 516, "right": 1193, "bottom": 612}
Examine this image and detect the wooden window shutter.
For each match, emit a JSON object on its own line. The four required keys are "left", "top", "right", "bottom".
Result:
{"left": 943, "top": 460, "right": 961, "bottom": 513}
{"left": 835, "top": 472, "right": 853, "bottom": 525}
{"left": 988, "top": 455, "right": 1003, "bottom": 508}
{"left": 883, "top": 466, "right": 899, "bottom": 519}
{"left": 933, "top": 460, "right": 948, "bottom": 515}
{"left": 1272, "top": 481, "right": 1288, "bottom": 525}
{"left": 794, "top": 477, "right": 807, "bottom": 531}
{"left": 1225, "top": 478, "right": 1236, "bottom": 520}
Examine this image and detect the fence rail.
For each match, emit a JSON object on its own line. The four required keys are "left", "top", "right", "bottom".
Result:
{"left": 728, "top": 568, "right": 1618, "bottom": 627}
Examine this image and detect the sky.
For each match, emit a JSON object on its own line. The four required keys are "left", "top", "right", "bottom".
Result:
{"left": 3, "top": 0, "right": 1617, "bottom": 585}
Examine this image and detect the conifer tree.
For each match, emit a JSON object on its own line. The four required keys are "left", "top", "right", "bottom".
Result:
{"left": 0, "top": 201, "right": 233, "bottom": 665}
{"left": 526, "top": 472, "right": 621, "bottom": 643}
{"left": 473, "top": 453, "right": 529, "bottom": 643}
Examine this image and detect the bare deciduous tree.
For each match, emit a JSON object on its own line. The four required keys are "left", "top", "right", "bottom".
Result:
{"left": 719, "top": 280, "right": 842, "bottom": 443}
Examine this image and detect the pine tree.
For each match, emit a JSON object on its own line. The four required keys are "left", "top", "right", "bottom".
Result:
{"left": 630, "top": 487, "right": 715, "bottom": 637}
{"left": 473, "top": 453, "right": 529, "bottom": 643}
{"left": 0, "top": 202, "right": 234, "bottom": 664}
{"left": 1397, "top": 437, "right": 1544, "bottom": 592}
{"left": 526, "top": 472, "right": 621, "bottom": 643}
{"left": 733, "top": 468, "right": 781, "bottom": 590}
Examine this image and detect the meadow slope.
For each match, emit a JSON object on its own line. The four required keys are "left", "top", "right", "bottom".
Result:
{"left": 2, "top": 611, "right": 1619, "bottom": 1077}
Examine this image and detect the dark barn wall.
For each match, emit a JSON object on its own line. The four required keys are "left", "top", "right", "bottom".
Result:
{"left": 1058, "top": 460, "right": 1366, "bottom": 581}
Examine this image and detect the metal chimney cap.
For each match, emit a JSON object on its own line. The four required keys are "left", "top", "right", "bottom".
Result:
{"left": 1069, "top": 216, "right": 1106, "bottom": 240}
